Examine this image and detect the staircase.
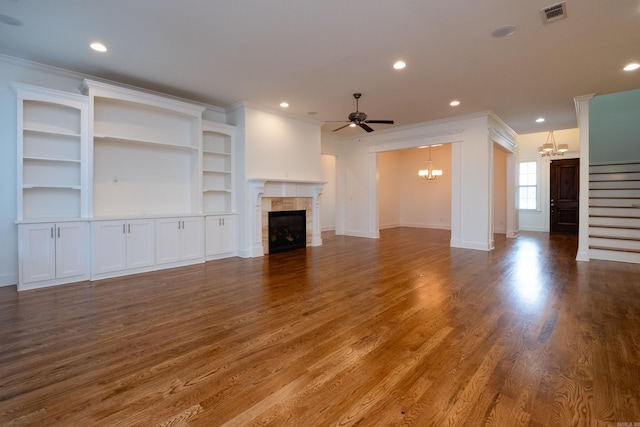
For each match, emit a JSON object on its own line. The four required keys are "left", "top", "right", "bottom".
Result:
{"left": 589, "top": 162, "right": 640, "bottom": 264}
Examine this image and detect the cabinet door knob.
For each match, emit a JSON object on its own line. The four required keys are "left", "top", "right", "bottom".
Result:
{"left": 128, "top": 224, "right": 131, "bottom": 234}
{"left": 51, "top": 227, "right": 54, "bottom": 238}
{"left": 57, "top": 226, "right": 60, "bottom": 238}
{"left": 123, "top": 224, "right": 126, "bottom": 234}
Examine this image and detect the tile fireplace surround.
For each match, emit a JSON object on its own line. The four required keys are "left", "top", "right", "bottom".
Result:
{"left": 248, "top": 179, "right": 325, "bottom": 257}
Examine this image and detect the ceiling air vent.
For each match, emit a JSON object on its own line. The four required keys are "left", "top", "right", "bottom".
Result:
{"left": 540, "top": 1, "right": 567, "bottom": 24}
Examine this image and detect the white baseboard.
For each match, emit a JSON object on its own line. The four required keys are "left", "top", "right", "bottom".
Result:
{"left": 398, "top": 222, "right": 451, "bottom": 230}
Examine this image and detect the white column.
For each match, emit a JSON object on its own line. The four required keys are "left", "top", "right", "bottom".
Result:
{"left": 574, "top": 94, "right": 594, "bottom": 262}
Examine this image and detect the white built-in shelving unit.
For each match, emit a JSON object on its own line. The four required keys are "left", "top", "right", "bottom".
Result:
{"left": 81, "top": 80, "right": 205, "bottom": 218}
{"left": 202, "top": 120, "right": 236, "bottom": 214}
{"left": 80, "top": 80, "right": 209, "bottom": 279}
{"left": 14, "top": 80, "right": 239, "bottom": 289}
{"left": 15, "top": 83, "right": 89, "bottom": 220}
{"left": 202, "top": 120, "right": 237, "bottom": 259}
{"left": 14, "top": 83, "right": 90, "bottom": 290}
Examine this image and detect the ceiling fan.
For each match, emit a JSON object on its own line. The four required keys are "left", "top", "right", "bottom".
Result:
{"left": 330, "top": 93, "right": 394, "bottom": 133}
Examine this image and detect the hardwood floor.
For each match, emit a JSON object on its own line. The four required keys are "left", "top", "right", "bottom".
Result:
{"left": 1, "top": 228, "right": 639, "bottom": 426}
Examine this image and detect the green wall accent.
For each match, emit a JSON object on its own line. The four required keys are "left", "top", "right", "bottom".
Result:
{"left": 589, "top": 88, "right": 640, "bottom": 164}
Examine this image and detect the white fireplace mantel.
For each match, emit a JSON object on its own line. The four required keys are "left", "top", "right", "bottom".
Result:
{"left": 248, "top": 178, "right": 326, "bottom": 257}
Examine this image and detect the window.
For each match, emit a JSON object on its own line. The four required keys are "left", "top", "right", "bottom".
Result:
{"left": 519, "top": 161, "right": 538, "bottom": 210}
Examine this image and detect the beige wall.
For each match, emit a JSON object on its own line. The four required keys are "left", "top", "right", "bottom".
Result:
{"left": 378, "top": 145, "right": 452, "bottom": 230}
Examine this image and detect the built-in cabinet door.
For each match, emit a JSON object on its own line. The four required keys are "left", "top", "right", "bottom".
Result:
{"left": 206, "top": 215, "right": 236, "bottom": 257}
{"left": 156, "top": 218, "right": 182, "bottom": 265}
{"left": 55, "top": 222, "right": 88, "bottom": 279}
{"left": 21, "top": 223, "right": 56, "bottom": 284}
{"left": 156, "top": 217, "right": 204, "bottom": 264}
{"left": 21, "top": 222, "right": 88, "bottom": 285}
{"left": 180, "top": 217, "right": 204, "bottom": 261}
{"left": 219, "top": 216, "right": 236, "bottom": 255}
{"left": 93, "top": 221, "right": 128, "bottom": 275}
{"left": 93, "top": 219, "right": 155, "bottom": 274}
{"left": 126, "top": 219, "right": 155, "bottom": 269}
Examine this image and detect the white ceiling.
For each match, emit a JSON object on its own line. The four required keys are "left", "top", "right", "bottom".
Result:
{"left": 1, "top": 0, "right": 639, "bottom": 136}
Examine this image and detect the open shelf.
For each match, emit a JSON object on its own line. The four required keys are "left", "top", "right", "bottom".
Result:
{"left": 15, "top": 83, "right": 88, "bottom": 221}
{"left": 24, "top": 156, "right": 81, "bottom": 164}
{"left": 203, "top": 149, "right": 231, "bottom": 156}
{"left": 94, "top": 134, "right": 199, "bottom": 151}
{"left": 23, "top": 100, "right": 82, "bottom": 135}
{"left": 201, "top": 122, "right": 235, "bottom": 214}
{"left": 22, "top": 187, "right": 81, "bottom": 220}
{"left": 92, "top": 95, "right": 201, "bottom": 150}
{"left": 24, "top": 128, "right": 81, "bottom": 138}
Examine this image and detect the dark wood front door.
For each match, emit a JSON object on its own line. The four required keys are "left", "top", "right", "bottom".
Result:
{"left": 550, "top": 158, "right": 580, "bottom": 233}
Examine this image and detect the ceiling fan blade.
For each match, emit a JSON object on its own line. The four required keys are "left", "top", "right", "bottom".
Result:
{"left": 333, "top": 123, "right": 353, "bottom": 132}
{"left": 359, "top": 123, "right": 374, "bottom": 132}
{"left": 365, "top": 120, "right": 394, "bottom": 124}
{"left": 325, "top": 120, "right": 351, "bottom": 123}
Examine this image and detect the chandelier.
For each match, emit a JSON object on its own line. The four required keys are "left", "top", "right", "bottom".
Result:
{"left": 539, "top": 131, "right": 568, "bottom": 157}
{"left": 418, "top": 146, "right": 442, "bottom": 180}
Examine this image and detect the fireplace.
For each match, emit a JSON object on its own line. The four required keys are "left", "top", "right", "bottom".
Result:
{"left": 268, "top": 210, "right": 306, "bottom": 253}
{"left": 247, "top": 179, "right": 325, "bottom": 258}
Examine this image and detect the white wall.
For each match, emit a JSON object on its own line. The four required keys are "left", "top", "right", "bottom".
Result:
{"left": 321, "top": 132, "right": 344, "bottom": 235}
{"left": 243, "top": 106, "right": 321, "bottom": 180}
{"left": 320, "top": 154, "right": 336, "bottom": 231}
{"left": 493, "top": 146, "right": 507, "bottom": 234}
{"left": 377, "top": 150, "right": 402, "bottom": 229}
{"left": 342, "top": 141, "right": 377, "bottom": 238}
{"left": 517, "top": 129, "right": 579, "bottom": 232}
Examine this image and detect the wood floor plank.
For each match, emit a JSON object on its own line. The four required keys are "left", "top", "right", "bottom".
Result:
{"left": 1, "top": 228, "right": 639, "bottom": 426}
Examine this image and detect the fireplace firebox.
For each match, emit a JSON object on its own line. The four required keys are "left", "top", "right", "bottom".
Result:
{"left": 268, "top": 210, "right": 306, "bottom": 253}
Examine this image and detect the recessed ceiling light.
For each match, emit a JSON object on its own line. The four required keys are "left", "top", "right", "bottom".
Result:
{"left": 90, "top": 42, "right": 107, "bottom": 52}
{"left": 0, "top": 14, "right": 24, "bottom": 26}
{"left": 450, "top": 100, "right": 460, "bottom": 107}
{"left": 393, "top": 61, "right": 406, "bottom": 70}
{"left": 536, "top": 117, "right": 545, "bottom": 123}
{"left": 623, "top": 63, "right": 640, "bottom": 71}
{"left": 280, "top": 102, "right": 289, "bottom": 108}
{"left": 491, "top": 25, "right": 516, "bottom": 38}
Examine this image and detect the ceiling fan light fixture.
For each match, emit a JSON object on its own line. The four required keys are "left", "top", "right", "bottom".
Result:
{"left": 331, "top": 93, "right": 394, "bottom": 132}
{"left": 624, "top": 63, "right": 640, "bottom": 71}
